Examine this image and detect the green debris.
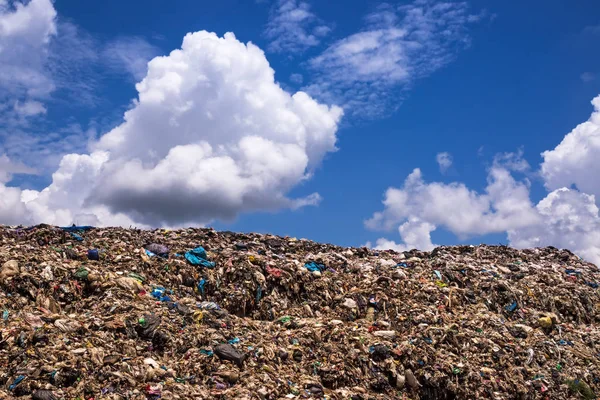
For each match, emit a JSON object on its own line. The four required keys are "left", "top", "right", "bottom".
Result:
{"left": 74, "top": 267, "right": 89, "bottom": 280}
{"left": 128, "top": 272, "right": 145, "bottom": 282}
{"left": 567, "top": 379, "right": 595, "bottom": 400}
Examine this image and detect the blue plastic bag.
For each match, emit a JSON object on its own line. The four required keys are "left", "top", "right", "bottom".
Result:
{"left": 256, "top": 286, "right": 262, "bottom": 302}
{"left": 61, "top": 225, "right": 94, "bottom": 232}
{"left": 151, "top": 287, "right": 172, "bottom": 302}
{"left": 197, "top": 278, "right": 206, "bottom": 295}
{"left": 304, "top": 262, "right": 326, "bottom": 272}
{"left": 505, "top": 301, "right": 518, "bottom": 313}
{"left": 200, "top": 349, "right": 214, "bottom": 356}
{"left": 70, "top": 232, "right": 84, "bottom": 241}
{"left": 9, "top": 375, "right": 25, "bottom": 391}
{"left": 88, "top": 249, "right": 99, "bottom": 260}
{"left": 185, "top": 246, "right": 215, "bottom": 268}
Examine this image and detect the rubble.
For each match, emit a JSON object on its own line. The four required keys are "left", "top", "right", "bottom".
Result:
{"left": 0, "top": 224, "right": 599, "bottom": 399}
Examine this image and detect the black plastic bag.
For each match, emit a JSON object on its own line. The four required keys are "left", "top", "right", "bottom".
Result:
{"left": 214, "top": 344, "right": 245, "bottom": 368}
{"left": 136, "top": 314, "right": 161, "bottom": 339}
{"left": 32, "top": 390, "right": 57, "bottom": 400}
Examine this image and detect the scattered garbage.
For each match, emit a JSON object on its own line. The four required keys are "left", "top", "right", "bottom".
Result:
{"left": 9, "top": 375, "right": 25, "bottom": 391}
{"left": 150, "top": 287, "right": 172, "bottom": 302}
{"left": 145, "top": 243, "right": 169, "bottom": 258}
{"left": 184, "top": 246, "right": 216, "bottom": 268}
{"left": 505, "top": 300, "right": 518, "bottom": 312}
{"left": 304, "top": 261, "right": 326, "bottom": 273}
{"left": 0, "top": 225, "right": 598, "bottom": 398}
{"left": 69, "top": 232, "right": 83, "bottom": 241}
{"left": 539, "top": 315, "right": 554, "bottom": 329}
{"left": 87, "top": 248, "right": 99, "bottom": 260}
{"left": 214, "top": 343, "right": 246, "bottom": 368}
{"left": 31, "top": 389, "right": 57, "bottom": 400}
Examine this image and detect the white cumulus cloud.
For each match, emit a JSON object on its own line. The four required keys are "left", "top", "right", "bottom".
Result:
{"left": 368, "top": 96, "right": 600, "bottom": 266}
{"left": 509, "top": 188, "right": 600, "bottom": 265}
{"left": 541, "top": 95, "right": 600, "bottom": 200}
{"left": 372, "top": 218, "right": 437, "bottom": 252}
{"left": 367, "top": 165, "right": 600, "bottom": 265}
{"left": 0, "top": 31, "right": 342, "bottom": 228}
{"left": 0, "top": 0, "right": 57, "bottom": 100}
{"left": 0, "top": 1, "right": 102, "bottom": 175}
{"left": 366, "top": 163, "right": 539, "bottom": 238}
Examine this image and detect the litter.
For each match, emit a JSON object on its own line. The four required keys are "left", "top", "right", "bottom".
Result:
{"left": 144, "top": 243, "right": 169, "bottom": 258}
{"left": 87, "top": 249, "right": 99, "bottom": 260}
{"left": 150, "top": 287, "right": 172, "bottom": 302}
{"left": 0, "top": 225, "right": 597, "bottom": 398}
{"left": 304, "top": 261, "right": 326, "bottom": 272}
{"left": 70, "top": 232, "right": 83, "bottom": 241}
{"left": 184, "top": 246, "right": 216, "bottom": 268}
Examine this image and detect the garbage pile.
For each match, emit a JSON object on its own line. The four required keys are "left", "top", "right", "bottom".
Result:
{"left": 0, "top": 224, "right": 599, "bottom": 399}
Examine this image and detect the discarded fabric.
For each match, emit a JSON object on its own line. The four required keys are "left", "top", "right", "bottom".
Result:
{"left": 304, "top": 262, "right": 326, "bottom": 272}
{"left": 185, "top": 246, "right": 216, "bottom": 268}
{"left": 70, "top": 232, "right": 83, "bottom": 241}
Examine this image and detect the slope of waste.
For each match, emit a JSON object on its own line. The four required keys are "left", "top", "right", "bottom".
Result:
{"left": 0, "top": 225, "right": 599, "bottom": 399}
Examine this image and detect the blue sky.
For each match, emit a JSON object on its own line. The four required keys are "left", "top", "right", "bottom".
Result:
{"left": 1, "top": 0, "right": 600, "bottom": 263}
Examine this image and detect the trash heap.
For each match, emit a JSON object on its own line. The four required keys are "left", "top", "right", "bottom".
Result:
{"left": 0, "top": 225, "right": 599, "bottom": 399}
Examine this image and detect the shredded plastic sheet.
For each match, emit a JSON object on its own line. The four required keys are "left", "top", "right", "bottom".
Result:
{"left": 185, "top": 246, "right": 216, "bottom": 268}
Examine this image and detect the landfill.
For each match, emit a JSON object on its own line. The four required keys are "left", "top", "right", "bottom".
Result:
{"left": 0, "top": 224, "right": 599, "bottom": 399}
